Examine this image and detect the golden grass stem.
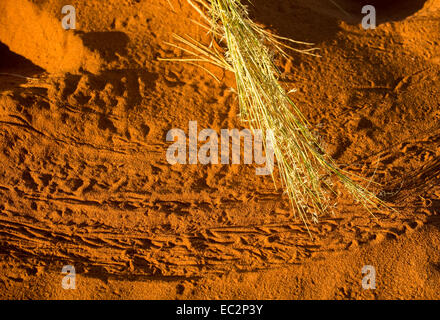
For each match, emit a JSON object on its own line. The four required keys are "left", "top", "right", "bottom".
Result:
{"left": 162, "top": 0, "right": 390, "bottom": 227}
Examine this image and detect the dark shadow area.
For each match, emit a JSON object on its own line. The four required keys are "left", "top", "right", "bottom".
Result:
{"left": 250, "top": 0, "right": 341, "bottom": 47}
{"left": 247, "top": 0, "right": 428, "bottom": 48}
{"left": 0, "top": 42, "right": 44, "bottom": 73}
{"left": 0, "top": 42, "right": 44, "bottom": 91}
{"left": 79, "top": 31, "right": 129, "bottom": 62}
{"left": 344, "top": 0, "right": 428, "bottom": 24}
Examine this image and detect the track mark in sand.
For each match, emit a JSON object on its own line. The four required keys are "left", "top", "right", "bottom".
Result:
{"left": 356, "top": 131, "right": 440, "bottom": 205}
{"left": 1, "top": 65, "right": 439, "bottom": 281}
{"left": 0, "top": 205, "right": 423, "bottom": 279}
{"left": 0, "top": 129, "right": 435, "bottom": 280}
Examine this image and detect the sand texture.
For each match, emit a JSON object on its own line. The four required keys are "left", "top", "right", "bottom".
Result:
{"left": 0, "top": 0, "right": 439, "bottom": 299}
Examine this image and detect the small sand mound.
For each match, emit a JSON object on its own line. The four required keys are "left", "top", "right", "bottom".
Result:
{"left": 0, "top": 0, "right": 103, "bottom": 74}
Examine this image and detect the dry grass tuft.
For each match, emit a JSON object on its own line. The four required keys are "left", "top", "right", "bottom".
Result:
{"left": 161, "top": 0, "right": 390, "bottom": 228}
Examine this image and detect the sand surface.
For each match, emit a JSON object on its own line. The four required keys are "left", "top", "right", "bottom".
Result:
{"left": 0, "top": 0, "right": 439, "bottom": 299}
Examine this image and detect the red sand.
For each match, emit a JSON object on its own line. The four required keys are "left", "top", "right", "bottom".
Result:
{"left": 0, "top": 0, "right": 439, "bottom": 299}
